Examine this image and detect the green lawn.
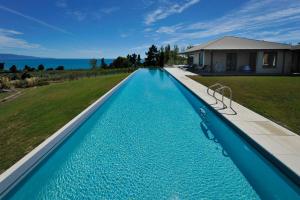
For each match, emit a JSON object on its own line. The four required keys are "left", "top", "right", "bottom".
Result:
{"left": 0, "top": 73, "right": 129, "bottom": 173}
{"left": 189, "top": 76, "right": 300, "bottom": 135}
{"left": 0, "top": 91, "right": 13, "bottom": 99}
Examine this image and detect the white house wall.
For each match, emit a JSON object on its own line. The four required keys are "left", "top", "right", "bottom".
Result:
{"left": 189, "top": 50, "right": 293, "bottom": 74}
{"left": 191, "top": 53, "right": 199, "bottom": 65}
{"left": 204, "top": 52, "right": 211, "bottom": 66}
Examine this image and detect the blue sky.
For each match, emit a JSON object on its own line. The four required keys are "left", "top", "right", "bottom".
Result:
{"left": 0, "top": 0, "right": 299, "bottom": 58}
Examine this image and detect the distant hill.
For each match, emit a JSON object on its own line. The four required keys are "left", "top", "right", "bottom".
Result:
{"left": 0, "top": 54, "right": 44, "bottom": 60}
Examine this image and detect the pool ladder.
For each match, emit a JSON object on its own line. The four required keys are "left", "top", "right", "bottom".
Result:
{"left": 207, "top": 83, "right": 236, "bottom": 115}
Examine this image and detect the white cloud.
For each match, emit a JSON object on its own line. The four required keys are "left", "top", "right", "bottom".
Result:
{"left": 154, "top": 0, "right": 300, "bottom": 44}
{"left": 67, "top": 10, "right": 86, "bottom": 21}
{"left": 141, "top": 0, "right": 155, "bottom": 8}
{"left": 0, "top": 29, "right": 40, "bottom": 49}
{"left": 0, "top": 5, "right": 71, "bottom": 35}
{"left": 120, "top": 33, "right": 130, "bottom": 38}
{"left": 156, "top": 24, "right": 183, "bottom": 34}
{"left": 100, "top": 6, "right": 120, "bottom": 14}
{"left": 130, "top": 44, "right": 151, "bottom": 51}
{"left": 145, "top": 0, "right": 200, "bottom": 25}
{"left": 60, "top": 5, "right": 120, "bottom": 22}
{"left": 144, "top": 27, "right": 153, "bottom": 32}
{"left": 0, "top": 29, "right": 23, "bottom": 35}
{"left": 56, "top": 0, "right": 67, "bottom": 8}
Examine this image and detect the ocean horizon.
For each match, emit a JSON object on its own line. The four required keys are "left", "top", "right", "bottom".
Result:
{"left": 1, "top": 58, "right": 114, "bottom": 70}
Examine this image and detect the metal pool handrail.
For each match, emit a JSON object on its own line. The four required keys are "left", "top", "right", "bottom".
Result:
{"left": 207, "top": 83, "right": 224, "bottom": 104}
{"left": 213, "top": 87, "right": 227, "bottom": 109}
{"left": 217, "top": 86, "right": 232, "bottom": 108}
{"left": 218, "top": 86, "right": 237, "bottom": 115}
{"left": 207, "top": 83, "right": 237, "bottom": 115}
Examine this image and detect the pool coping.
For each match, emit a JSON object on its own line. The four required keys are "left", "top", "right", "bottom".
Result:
{"left": 164, "top": 67, "right": 300, "bottom": 186}
{"left": 0, "top": 70, "right": 138, "bottom": 198}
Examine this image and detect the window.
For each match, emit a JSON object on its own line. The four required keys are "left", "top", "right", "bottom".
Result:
{"left": 263, "top": 52, "right": 277, "bottom": 68}
{"left": 199, "top": 51, "right": 204, "bottom": 66}
{"left": 188, "top": 55, "right": 194, "bottom": 65}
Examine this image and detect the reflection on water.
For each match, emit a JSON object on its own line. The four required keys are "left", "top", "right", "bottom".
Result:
{"left": 199, "top": 107, "right": 229, "bottom": 158}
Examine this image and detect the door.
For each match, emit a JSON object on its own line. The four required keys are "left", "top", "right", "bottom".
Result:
{"left": 297, "top": 52, "right": 300, "bottom": 73}
{"left": 226, "top": 53, "right": 237, "bottom": 71}
{"left": 249, "top": 53, "right": 257, "bottom": 71}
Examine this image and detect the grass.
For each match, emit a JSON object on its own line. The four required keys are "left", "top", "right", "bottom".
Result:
{"left": 0, "top": 91, "right": 13, "bottom": 99}
{"left": 189, "top": 76, "right": 300, "bottom": 134}
{"left": 0, "top": 73, "right": 129, "bottom": 173}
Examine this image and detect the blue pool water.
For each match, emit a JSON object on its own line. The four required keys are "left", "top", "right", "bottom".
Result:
{"left": 5, "top": 69, "right": 300, "bottom": 199}
{"left": 1, "top": 59, "right": 113, "bottom": 70}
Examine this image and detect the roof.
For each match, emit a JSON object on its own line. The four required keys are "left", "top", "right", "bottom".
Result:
{"left": 185, "top": 36, "right": 292, "bottom": 53}
{"left": 292, "top": 44, "right": 300, "bottom": 50}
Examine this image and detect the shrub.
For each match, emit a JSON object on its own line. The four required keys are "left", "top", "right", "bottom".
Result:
{"left": 22, "top": 66, "right": 35, "bottom": 72}
{"left": 38, "top": 64, "right": 45, "bottom": 71}
{"left": 56, "top": 66, "right": 64, "bottom": 70}
{"left": 25, "top": 77, "right": 48, "bottom": 87}
{"left": 90, "top": 59, "right": 97, "bottom": 70}
{"left": 9, "top": 65, "right": 18, "bottom": 73}
{"left": 0, "top": 63, "right": 4, "bottom": 71}
{"left": 0, "top": 76, "right": 11, "bottom": 89}
{"left": 10, "top": 80, "right": 24, "bottom": 88}
{"left": 21, "top": 72, "right": 31, "bottom": 80}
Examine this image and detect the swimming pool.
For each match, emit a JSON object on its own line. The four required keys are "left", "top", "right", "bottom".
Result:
{"left": 2, "top": 69, "right": 300, "bottom": 199}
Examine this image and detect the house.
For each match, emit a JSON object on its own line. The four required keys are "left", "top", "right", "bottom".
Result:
{"left": 184, "top": 36, "right": 300, "bottom": 74}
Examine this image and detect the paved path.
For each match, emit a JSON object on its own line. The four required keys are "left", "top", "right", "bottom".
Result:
{"left": 165, "top": 67, "right": 300, "bottom": 183}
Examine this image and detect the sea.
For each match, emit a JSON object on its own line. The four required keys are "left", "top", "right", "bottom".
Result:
{"left": 1, "top": 59, "right": 114, "bottom": 70}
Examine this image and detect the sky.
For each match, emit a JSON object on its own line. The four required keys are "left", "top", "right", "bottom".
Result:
{"left": 0, "top": 0, "right": 299, "bottom": 58}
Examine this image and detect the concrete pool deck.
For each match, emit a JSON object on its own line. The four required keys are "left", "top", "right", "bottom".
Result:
{"left": 165, "top": 67, "right": 300, "bottom": 184}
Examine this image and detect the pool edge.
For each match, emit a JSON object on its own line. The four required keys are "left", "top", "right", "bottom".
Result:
{"left": 0, "top": 70, "right": 139, "bottom": 198}
{"left": 164, "top": 67, "right": 300, "bottom": 187}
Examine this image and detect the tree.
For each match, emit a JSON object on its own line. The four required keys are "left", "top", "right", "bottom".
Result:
{"left": 127, "top": 54, "right": 132, "bottom": 66}
{"left": 100, "top": 58, "right": 107, "bottom": 68}
{"left": 145, "top": 45, "right": 159, "bottom": 66}
{"left": 38, "top": 64, "right": 45, "bottom": 71}
{"left": 111, "top": 57, "right": 130, "bottom": 68}
{"left": 137, "top": 54, "right": 142, "bottom": 66}
{"left": 89, "top": 59, "right": 97, "bottom": 70}
{"left": 10, "top": 65, "right": 17, "bottom": 73}
{"left": 158, "top": 46, "right": 165, "bottom": 67}
{"left": 164, "top": 44, "right": 171, "bottom": 64}
{"left": 173, "top": 45, "right": 179, "bottom": 64}
{"left": 127, "top": 53, "right": 137, "bottom": 67}
{"left": 132, "top": 53, "right": 137, "bottom": 66}
{"left": 186, "top": 45, "right": 193, "bottom": 50}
